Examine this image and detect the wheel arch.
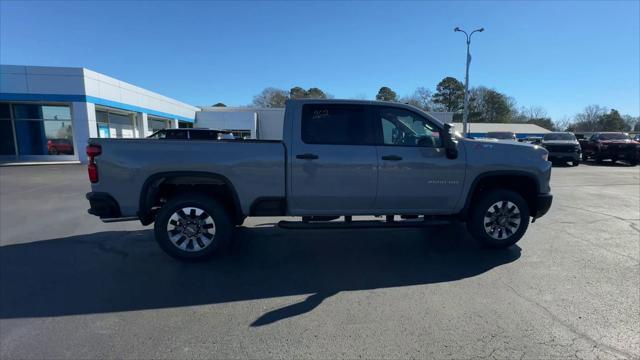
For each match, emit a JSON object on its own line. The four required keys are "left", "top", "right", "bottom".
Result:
{"left": 460, "top": 171, "right": 541, "bottom": 220}
{"left": 138, "top": 171, "right": 243, "bottom": 225}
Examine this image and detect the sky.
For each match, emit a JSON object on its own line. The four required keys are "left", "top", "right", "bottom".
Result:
{"left": 1, "top": 0, "right": 639, "bottom": 121}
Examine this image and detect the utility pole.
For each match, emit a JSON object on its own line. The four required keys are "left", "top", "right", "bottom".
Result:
{"left": 454, "top": 27, "right": 484, "bottom": 137}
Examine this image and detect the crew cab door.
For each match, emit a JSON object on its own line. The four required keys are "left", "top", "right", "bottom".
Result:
{"left": 372, "top": 107, "right": 465, "bottom": 212}
{"left": 288, "top": 103, "right": 378, "bottom": 214}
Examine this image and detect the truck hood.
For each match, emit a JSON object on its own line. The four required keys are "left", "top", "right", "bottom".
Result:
{"left": 459, "top": 138, "right": 550, "bottom": 194}
{"left": 464, "top": 137, "right": 541, "bottom": 149}
{"left": 461, "top": 137, "right": 548, "bottom": 163}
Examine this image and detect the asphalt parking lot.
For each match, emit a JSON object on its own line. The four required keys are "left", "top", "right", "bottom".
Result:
{"left": 0, "top": 163, "right": 638, "bottom": 359}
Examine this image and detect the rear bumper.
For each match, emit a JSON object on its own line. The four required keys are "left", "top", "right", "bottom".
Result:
{"left": 533, "top": 193, "right": 553, "bottom": 219}
{"left": 86, "top": 192, "right": 121, "bottom": 218}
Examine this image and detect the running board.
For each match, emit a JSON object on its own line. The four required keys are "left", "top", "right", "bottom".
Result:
{"left": 277, "top": 218, "right": 453, "bottom": 230}
{"left": 101, "top": 216, "right": 139, "bottom": 223}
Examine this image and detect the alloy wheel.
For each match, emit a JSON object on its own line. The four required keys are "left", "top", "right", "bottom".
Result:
{"left": 166, "top": 207, "right": 216, "bottom": 252}
{"left": 483, "top": 201, "right": 521, "bottom": 240}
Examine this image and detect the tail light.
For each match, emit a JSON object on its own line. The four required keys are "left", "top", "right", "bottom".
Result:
{"left": 86, "top": 144, "right": 102, "bottom": 183}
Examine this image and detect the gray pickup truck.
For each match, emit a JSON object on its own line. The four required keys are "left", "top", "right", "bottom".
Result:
{"left": 86, "top": 99, "right": 553, "bottom": 260}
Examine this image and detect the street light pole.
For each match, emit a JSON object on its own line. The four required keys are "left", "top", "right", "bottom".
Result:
{"left": 454, "top": 27, "right": 484, "bottom": 137}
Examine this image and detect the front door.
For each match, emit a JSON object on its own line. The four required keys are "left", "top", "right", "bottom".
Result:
{"left": 289, "top": 103, "right": 378, "bottom": 214}
{"left": 372, "top": 107, "right": 465, "bottom": 213}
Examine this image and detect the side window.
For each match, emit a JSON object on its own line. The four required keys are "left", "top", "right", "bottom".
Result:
{"left": 376, "top": 108, "right": 442, "bottom": 147}
{"left": 301, "top": 104, "right": 373, "bottom": 145}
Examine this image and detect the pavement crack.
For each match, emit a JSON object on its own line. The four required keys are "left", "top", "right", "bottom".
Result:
{"left": 503, "top": 283, "right": 636, "bottom": 359}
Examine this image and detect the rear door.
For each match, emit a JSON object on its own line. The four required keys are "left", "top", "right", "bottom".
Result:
{"left": 288, "top": 103, "right": 378, "bottom": 214}
{"left": 372, "top": 106, "right": 465, "bottom": 213}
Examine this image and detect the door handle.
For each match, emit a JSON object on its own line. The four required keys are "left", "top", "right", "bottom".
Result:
{"left": 296, "top": 153, "right": 319, "bottom": 160}
{"left": 381, "top": 155, "right": 403, "bottom": 161}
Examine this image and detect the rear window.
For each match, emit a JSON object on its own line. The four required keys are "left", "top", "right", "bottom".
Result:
{"left": 301, "top": 104, "right": 373, "bottom": 145}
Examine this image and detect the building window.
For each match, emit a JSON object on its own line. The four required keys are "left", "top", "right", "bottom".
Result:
{"left": 0, "top": 102, "right": 74, "bottom": 157}
{"left": 147, "top": 117, "right": 171, "bottom": 134}
{"left": 0, "top": 103, "right": 16, "bottom": 155}
{"left": 95, "top": 109, "right": 136, "bottom": 138}
{"left": 178, "top": 121, "right": 193, "bottom": 129}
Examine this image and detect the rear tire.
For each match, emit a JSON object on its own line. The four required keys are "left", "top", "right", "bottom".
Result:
{"left": 154, "top": 193, "right": 233, "bottom": 260}
{"left": 467, "top": 190, "right": 530, "bottom": 249}
{"left": 572, "top": 160, "right": 580, "bottom": 167}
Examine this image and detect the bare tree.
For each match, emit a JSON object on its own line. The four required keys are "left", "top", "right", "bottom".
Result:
{"left": 574, "top": 105, "right": 608, "bottom": 131}
{"left": 554, "top": 117, "right": 573, "bottom": 132}
{"left": 400, "top": 87, "right": 434, "bottom": 110}
{"left": 522, "top": 106, "right": 547, "bottom": 120}
{"left": 252, "top": 87, "right": 289, "bottom": 108}
{"left": 512, "top": 105, "right": 549, "bottom": 123}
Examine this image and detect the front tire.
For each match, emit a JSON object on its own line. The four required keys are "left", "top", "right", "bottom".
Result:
{"left": 154, "top": 193, "right": 233, "bottom": 260}
{"left": 467, "top": 190, "right": 530, "bottom": 249}
{"left": 572, "top": 160, "right": 580, "bottom": 166}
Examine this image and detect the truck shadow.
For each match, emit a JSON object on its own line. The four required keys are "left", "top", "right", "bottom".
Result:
{"left": 0, "top": 224, "right": 520, "bottom": 326}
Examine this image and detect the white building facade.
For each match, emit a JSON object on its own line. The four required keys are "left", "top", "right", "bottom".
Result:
{"left": 0, "top": 65, "right": 198, "bottom": 163}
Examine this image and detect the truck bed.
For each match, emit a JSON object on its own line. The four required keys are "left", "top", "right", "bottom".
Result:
{"left": 88, "top": 138, "right": 286, "bottom": 217}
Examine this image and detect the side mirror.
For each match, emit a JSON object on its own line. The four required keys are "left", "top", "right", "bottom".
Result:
{"left": 443, "top": 123, "right": 458, "bottom": 159}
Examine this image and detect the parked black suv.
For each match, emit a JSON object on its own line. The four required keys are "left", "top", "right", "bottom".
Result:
{"left": 540, "top": 132, "right": 581, "bottom": 166}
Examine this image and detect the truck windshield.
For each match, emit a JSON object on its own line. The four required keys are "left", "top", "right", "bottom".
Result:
{"left": 598, "top": 133, "right": 630, "bottom": 140}
{"left": 543, "top": 133, "right": 575, "bottom": 141}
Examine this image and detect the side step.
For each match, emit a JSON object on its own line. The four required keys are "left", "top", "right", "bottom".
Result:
{"left": 278, "top": 217, "right": 453, "bottom": 230}
{"left": 101, "top": 216, "right": 139, "bottom": 223}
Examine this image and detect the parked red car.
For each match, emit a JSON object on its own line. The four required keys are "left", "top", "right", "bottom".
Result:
{"left": 47, "top": 139, "right": 74, "bottom": 155}
{"left": 579, "top": 132, "right": 639, "bottom": 165}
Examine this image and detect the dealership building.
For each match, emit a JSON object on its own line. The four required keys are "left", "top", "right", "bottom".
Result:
{"left": 0, "top": 65, "right": 198, "bottom": 164}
